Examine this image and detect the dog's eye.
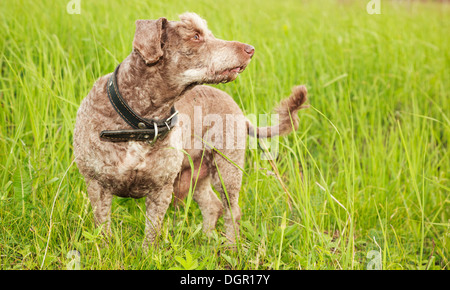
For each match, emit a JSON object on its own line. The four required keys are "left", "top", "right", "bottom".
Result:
{"left": 193, "top": 34, "right": 200, "bottom": 41}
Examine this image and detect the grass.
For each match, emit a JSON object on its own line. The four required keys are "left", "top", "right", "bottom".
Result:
{"left": 0, "top": 0, "right": 449, "bottom": 270}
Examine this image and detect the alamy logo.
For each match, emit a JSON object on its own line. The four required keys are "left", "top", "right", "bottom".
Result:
{"left": 67, "top": 0, "right": 81, "bottom": 14}
{"left": 173, "top": 109, "right": 280, "bottom": 160}
{"left": 66, "top": 250, "right": 81, "bottom": 270}
{"left": 366, "top": 250, "right": 382, "bottom": 270}
{"left": 367, "top": 0, "right": 381, "bottom": 15}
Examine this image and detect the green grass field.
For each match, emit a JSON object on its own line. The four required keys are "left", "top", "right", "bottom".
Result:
{"left": 0, "top": 0, "right": 449, "bottom": 270}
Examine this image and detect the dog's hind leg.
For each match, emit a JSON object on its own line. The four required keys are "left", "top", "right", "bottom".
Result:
{"left": 193, "top": 176, "right": 223, "bottom": 235}
{"left": 210, "top": 151, "right": 245, "bottom": 244}
{"left": 87, "top": 180, "right": 113, "bottom": 235}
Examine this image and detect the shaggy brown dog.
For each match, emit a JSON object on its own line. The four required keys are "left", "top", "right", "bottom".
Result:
{"left": 73, "top": 12, "right": 308, "bottom": 246}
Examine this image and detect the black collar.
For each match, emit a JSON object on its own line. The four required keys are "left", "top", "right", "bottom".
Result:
{"left": 100, "top": 63, "right": 178, "bottom": 143}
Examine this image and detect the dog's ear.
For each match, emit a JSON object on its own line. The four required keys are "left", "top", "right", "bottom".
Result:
{"left": 133, "top": 17, "right": 167, "bottom": 65}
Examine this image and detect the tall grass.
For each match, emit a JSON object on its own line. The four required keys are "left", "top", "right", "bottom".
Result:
{"left": 0, "top": 0, "right": 448, "bottom": 269}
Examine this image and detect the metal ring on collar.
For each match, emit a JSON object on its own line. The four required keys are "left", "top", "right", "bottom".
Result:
{"left": 152, "top": 122, "right": 158, "bottom": 144}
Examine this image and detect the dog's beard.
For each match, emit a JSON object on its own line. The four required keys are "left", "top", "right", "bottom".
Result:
{"left": 208, "top": 63, "right": 249, "bottom": 84}
{"left": 181, "top": 61, "right": 248, "bottom": 86}
{"left": 210, "top": 71, "right": 239, "bottom": 84}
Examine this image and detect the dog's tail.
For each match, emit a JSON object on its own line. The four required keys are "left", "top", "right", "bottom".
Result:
{"left": 247, "top": 85, "right": 308, "bottom": 138}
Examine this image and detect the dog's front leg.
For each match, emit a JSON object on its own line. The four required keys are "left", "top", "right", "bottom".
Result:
{"left": 143, "top": 184, "right": 173, "bottom": 247}
{"left": 87, "top": 179, "right": 113, "bottom": 235}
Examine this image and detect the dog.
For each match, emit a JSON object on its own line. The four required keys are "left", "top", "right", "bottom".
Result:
{"left": 73, "top": 12, "right": 308, "bottom": 246}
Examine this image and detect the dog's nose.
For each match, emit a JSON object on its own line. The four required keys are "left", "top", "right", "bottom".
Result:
{"left": 244, "top": 45, "right": 255, "bottom": 57}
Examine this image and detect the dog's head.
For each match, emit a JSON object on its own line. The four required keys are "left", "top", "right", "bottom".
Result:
{"left": 132, "top": 12, "right": 254, "bottom": 86}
